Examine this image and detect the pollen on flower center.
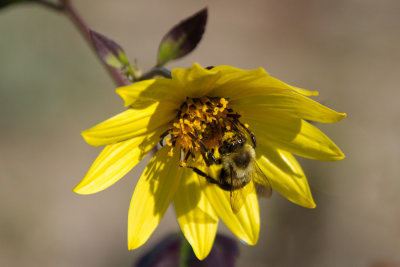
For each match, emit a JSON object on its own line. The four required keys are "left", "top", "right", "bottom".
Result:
{"left": 163, "top": 96, "right": 240, "bottom": 159}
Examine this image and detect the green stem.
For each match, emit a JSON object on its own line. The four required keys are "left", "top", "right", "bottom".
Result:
{"left": 138, "top": 67, "right": 172, "bottom": 81}
{"left": 179, "top": 236, "right": 191, "bottom": 267}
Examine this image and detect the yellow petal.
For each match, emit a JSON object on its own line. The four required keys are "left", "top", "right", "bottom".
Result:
{"left": 200, "top": 173, "right": 260, "bottom": 245}
{"left": 172, "top": 63, "right": 222, "bottom": 97}
{"left": 116, "top": 78, "right": 185, "bottom": 108}
{"left": 128, "top": 146, "right": 182, "bottom": 250}
{"left": 209, "top": 65, "right": 319, "bottom": 99}
{"left": 232, "top": 89, "right": 346, "bottom": 123}
{"left": 116, "top": 79, "right": 156, "bottom": 107}
{"left": 256, "top": 143, "right": 315, "bottom": 208}
{"left": 172, "top": 63, "right": 215, "bottom": 84}
{"left": 82, "top": 103, "right": 174, "bottom": 147}
{"left": 174, "top": 168, "right": 218, "bottom": 260}
{"left": 171, "top": 64, "right": 319, "bottom": 100}
{"left": 209, "top": 67, "right": 269, "bottom": 99}
{"left": 256, "top": 143, "right": 304, "bottom": 177}
{"left": 244, "top": 112, "right": 345, "bottom": 161}
{"left": 291, "top": 87, "right": 319, "bottom": 96}
{"left": 73, "top": 130, "right": 161, "bottom": 195}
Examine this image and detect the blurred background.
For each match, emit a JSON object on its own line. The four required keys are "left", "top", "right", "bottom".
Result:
{"left": 1, "top": 0, "right": 399, "bottom": 266}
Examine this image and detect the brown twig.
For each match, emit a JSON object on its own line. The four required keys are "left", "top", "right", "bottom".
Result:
{"left": 62, "top": 0, "right": 129, "bottom": 86}
{"left": 34, "top": 0, "right": 129, "bottom": 86}
{"left": 31, "top": 0, "right": 63, "bottom": 10}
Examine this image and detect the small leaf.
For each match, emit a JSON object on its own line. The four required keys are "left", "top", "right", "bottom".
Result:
{"left": 89, "top": 29, "right": 129, "bottom": 69}
{"left": 157, "top": 8, "right": 208, "bottom": 67}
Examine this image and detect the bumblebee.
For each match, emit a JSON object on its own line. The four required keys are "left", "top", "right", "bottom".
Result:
{"left": 189, "top": 124, "right": 272, "bottom": 213}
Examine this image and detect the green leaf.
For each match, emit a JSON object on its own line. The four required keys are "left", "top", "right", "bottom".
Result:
{"left": 89, "top": 29, "right": 129, "bottom": 69}
{"left": 157, "top": 8, "right": 208, "bottom": 67}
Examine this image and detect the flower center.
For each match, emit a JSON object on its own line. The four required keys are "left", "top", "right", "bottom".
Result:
{"left": 164, "top": 96, "right": 244, "bottom": 160}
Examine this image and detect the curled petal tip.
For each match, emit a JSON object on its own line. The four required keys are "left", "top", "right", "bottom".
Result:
{"left": 72, "top": 185, "right": 82, "bottom": 194}
{"left": 328, "top": 112, "right": 347, "bottom": 123}
{"left": 306, "top": 200, "right": 317, "bottom": 209}
{"left": 337, "top": 152, "right": 346, "bottom": 160}
{"left": 80, "top": 129, "right": 99, "bottom": 147}
{"left": 73, "top": 180, "right": 89, "bottom": 195}
{"left": 128, "top": 240, "right": 141, "bottom": 250}
{"left": 330, "top": 148, "right": 346, "bottom": 161}
{"left": 194, "top": 251, "right": 209, "bottom": 261}
{"left": 72, "top": 182, "right": 100, "bottom": 195}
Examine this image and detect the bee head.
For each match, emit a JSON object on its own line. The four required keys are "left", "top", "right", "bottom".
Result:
{"left": 219, "top": 134, "right": 247, "bottom": 155}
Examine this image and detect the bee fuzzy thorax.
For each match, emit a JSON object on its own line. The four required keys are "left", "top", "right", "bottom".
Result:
{"left": 221, "top": 143, "right": 255, "bottom": 185}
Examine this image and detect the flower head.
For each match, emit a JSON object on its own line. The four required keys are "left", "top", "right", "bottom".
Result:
{"left": 74, "top": 63, "right": 346, "bottom": 260}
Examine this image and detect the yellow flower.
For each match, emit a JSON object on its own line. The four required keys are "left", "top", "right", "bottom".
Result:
{"left": 74, "top": 63, "right": 346, "bottom": 260}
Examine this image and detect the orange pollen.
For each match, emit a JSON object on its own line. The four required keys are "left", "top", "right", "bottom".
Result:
{"left": 163, "top": 96, "right": 240, "bottom": 157}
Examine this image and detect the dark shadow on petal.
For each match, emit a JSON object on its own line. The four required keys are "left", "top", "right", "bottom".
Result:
{"left": 175, "top": 180, "right": 201, "bottom": 213}
{"left": 255, "top": 143, "right": 301, "bottom": 177}
{"left": 174, "top": 179, "right": 218, "bottom": 224}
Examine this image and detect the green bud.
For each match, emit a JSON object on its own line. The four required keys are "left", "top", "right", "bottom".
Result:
{"left": 90, "top": 29, "right": 128, "bottom": 69}
{"left": 157, "top": 8, "right": 208, "bottom": 67}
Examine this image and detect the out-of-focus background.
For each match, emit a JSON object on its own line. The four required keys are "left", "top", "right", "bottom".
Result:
{"left": 1, "top": 0, "right": 399, "bottom": 266}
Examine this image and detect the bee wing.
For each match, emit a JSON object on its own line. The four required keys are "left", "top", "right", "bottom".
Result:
{"left": 230, "top": 189, "right": 244, "bottom": 214}
{"left": 254, "top": 182, "right": 272, "bottom": 198}
{"left": 230, "top": 180, "right": 254, "bottom": 214}
{"left": 253, "top": 162, "right": 272, "bottom": 198}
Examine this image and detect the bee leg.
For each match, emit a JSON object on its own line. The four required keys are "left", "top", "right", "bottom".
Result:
{"left": 200, "top": 151, "right": 212, "bottom": 166}
{"left": 159, "top": 130, "right": 170, "bottom": 147}
{"left": 198, "top": 141, "right": 218, "bottom": 165}
{"left": 187, "top": 132, "right": 219, "bottom": 165}
{"left": 189, "top": 140, "right": 211, "bottom": 167}
{"left": 185, "top": 166, "right": 214, "bottom": 183}
{"left": 184, "top": 150, "right": 192, "bottom": 162}
{"left": 205, "top": 149, "right": 219, "bottom": 165}
{"left": 248, "top": 131, "right": 257, "bottom": 148}
{"left": 188, "top": 166, "right": 231, "bottom": 191}
{"left": 236, "top": 119, "right": 257, "bottom": 148}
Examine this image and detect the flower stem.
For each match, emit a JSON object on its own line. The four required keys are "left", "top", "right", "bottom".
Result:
{"left": 179, "top": 236, "right": 191, "bottom": 267}
{"left": 138, "top": 67, "right": 172, "bottom": 81}
{"left": 62, "top": 0, "right": 129, "bottom": 86}
{"left": 37, "top": 0, "right": 129, "bottom": 86}
{"left": 62, "top": 0, "right": 90, "bottom": 37}
{"left": 31, "top": 0, "right": 63, "bottom": 10}
{"left": 34, "top": 1, "right": 170, "bottom": 86}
